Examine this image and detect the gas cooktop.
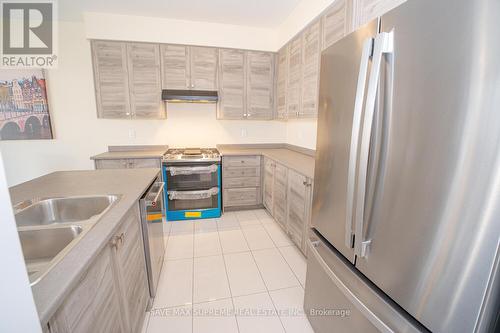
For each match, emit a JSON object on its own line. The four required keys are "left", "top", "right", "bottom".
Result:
{"left": 163, "top": 148, "right": 221, "bottom": 163}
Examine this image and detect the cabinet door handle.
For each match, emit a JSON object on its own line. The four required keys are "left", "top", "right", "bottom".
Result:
{"left": 110, "top": 235, "right": 120, "bottom": 249}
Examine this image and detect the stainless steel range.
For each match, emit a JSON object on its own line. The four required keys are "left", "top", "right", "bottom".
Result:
{"left": 162, "top": 148, "right": 221, "bottom": 221}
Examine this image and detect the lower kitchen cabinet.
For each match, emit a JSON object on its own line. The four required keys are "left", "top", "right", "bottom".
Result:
{"left": 49, "top": 247, "right": 124, "bottom": 333}
{"left": 262, "top": 157, "right": 275, "bottom": 212}
{"left": 273, "top": 162, "right": 288, "bottom": 229}
{"left": 286, "top": 169, "right": 313, "bottom": 251}
{"left": 111, "top": 205, "right": 150, "bottom": 333}
{"left": 94, "top": 158, "right": 161, "bottom": 170}
{"left": 222, "top": 156, "right": 262, "bottom": 209}
{"left": 261, "top": 157, "right": 313, "bottom": 255}
{"left": 48, "top": 205, "right": 148, "bottom": 333}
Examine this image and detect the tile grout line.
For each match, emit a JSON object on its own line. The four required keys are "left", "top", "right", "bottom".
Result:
{"left": 215, "top": 219, "right": 241, "bottom": 333}
{"left": 238, "top": 215, "right": 288, "bottom": 333}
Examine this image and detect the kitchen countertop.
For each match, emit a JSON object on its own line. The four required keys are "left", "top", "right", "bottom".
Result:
{"left": 217, "top": 145, "right": 315, "bottom": 178}
{"left": 9, "top": 169, "right": 160, "bottom": 326}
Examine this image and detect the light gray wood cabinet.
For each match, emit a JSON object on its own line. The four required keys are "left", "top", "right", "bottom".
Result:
{"left": 222, "top": 156, "right": 262, "bottom": 209}
{"left": 260, "top": 156, "right": 313, "bottom": 255}
{"left": 263, "top": 157, "right": 275, "bottom": 212}
{"left": 127, "top": 43, "right": 164, "bottom": 119}
{"left": 276, "top": 45, "right": 288, "bottom": 120}
{"left": 111, "top": 205, "right": 149, "bottom": 333}
{"left": 160, "top": 44, "right": 190, "bottom": 89}
{"left": 246, "top": 51, "right": 274, "bottom": 120}
{"left": 190, "top": 46, "right": 218, "bottom": 90}
{"left": 287, "top": 36, "right": 302, "bottom": 118}
{"left": 92, "top": 41, "right": 165, "bottom": 119}
{"left": 354, "top": 0, "right": 406, "bottom": 28}
{"left": 49, "top": 246, "right": 124, "bottom": 333}
{"left": 217, "top": 49, "right": 246, "bottom": 119}
{"left": 301, "top": 20, "right": 322, "bottom": 118}
{"left": 287, "top": 169, "right": 313, "bottom": 252}
{"left": 160, "top": 45, "right": 218, "bottom": 90}
{"left": 217, "top": 50, "right": 275, "bottom": 120}
{"left": 92, "top": 41, "right": 131, "bottom": 119}
{"left": 224, "top": 188, "right": 260, "bottom": 207}
{"left": 322, "top": 0, "right": 348, "bottom": 50}
{"left": 94, "top": 158, "right": 161, "bottom": 170}
{"left": 273, "top": 162, "right": 288, "bottom": 229}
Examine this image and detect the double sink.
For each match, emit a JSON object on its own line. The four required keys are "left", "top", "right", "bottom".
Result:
{"left": 14, "top": 195, "right": 119, "bottom": 286}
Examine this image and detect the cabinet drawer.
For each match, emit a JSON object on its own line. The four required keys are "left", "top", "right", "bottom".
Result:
{"left": 95, "top": 158, "right": 160, "bottom": 169}
{"left": 129, "top": 158, "right": 160, "bottom": 168}
{"left": 224, "top": 188, "right": 260, "bottom": 207}
{"left": 223, "top": 176, "right": 260, "bottom": 188}
{"left": 95, "top": 159, "right": 128, "bottom": 169}
{"left": 224, "top": 166, "right": 260, "bottom": 178}
{"left": 223, "top": 155, "right": 261, "bottom": 167}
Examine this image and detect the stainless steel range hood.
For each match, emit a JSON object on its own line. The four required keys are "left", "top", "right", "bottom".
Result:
{"left": 161, "top": 90, "right": 218, "bottom": 103}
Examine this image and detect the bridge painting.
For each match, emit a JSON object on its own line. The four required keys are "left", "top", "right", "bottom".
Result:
{"left": 0, "top": 69, "right": 53, "bottom": 140}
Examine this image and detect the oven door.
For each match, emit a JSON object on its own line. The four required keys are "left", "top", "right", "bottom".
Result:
{"left": 165, "top": 162, "right": 219, "bottom": 190}
{"left": 163, "top": 161, "right": 222, "bottom": 220}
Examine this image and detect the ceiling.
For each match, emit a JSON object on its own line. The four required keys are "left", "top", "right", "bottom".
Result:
{"left": 60, "top": 0, "right": 302, "bottom": 28}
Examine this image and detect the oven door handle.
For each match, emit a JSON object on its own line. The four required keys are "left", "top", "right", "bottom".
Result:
{"left": 168, "top": 187, "right": 220, "bottom": 200}
{"left": 167, "top": 164, "right": 218, "bottom": 176}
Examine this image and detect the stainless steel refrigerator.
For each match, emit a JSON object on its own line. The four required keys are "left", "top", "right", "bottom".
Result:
{"left": 304, "top": 0, "right": 500, "bottom": 332}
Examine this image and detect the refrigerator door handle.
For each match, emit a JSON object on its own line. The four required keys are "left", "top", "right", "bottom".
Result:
{"left": 308, "top": 238, "right": 394, "bottom": 333}
{"left": 354, "top": 31, "right": 394, "bottom": 258}
{"left": 345, "top": 37, "right": 374, "bottom": 249}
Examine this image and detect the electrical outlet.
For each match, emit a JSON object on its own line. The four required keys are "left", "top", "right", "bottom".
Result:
{"left": 128, "top": 128, "right": 136, "bottom": 139}
{"left": 241, "top": 128, "right": 247, "bottom": 137}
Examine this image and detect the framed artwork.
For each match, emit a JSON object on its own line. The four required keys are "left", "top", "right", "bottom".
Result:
{"left": 0, "top": 69, "right": 53, "bottom": 140}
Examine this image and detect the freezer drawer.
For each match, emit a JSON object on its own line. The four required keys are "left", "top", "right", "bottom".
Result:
{"left": 304, "top": 231, "right": 426, "bottom": 333}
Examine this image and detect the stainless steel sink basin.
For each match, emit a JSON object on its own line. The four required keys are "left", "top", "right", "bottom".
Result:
{"left": 15, "top": 195, "right": 119, "bottom": 227}
{"left": 19, "top": 226, "right": 84, "bottom": 284}
{"left": 13, "top": 194, "right": 120, "bottom": 285}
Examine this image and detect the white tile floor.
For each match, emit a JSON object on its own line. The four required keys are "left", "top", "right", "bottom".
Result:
{"left": 142, "top": 209, "right": 314, "bottom": 333}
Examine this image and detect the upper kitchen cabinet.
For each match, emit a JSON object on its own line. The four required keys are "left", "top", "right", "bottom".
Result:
{"left": 322, "top": 0, "right": 347, "bottom": 50}
{"left": 217, "top": 49, "right": 246, "bottom": 119}
{"left": 286, "top": 36, "right": 302, "bottom": 118}
{"left": 190, "top": 46, "right": 218, "bottom": 90}
{"left": 217, "top": 49, "right": 276, "bottom": 120}
{"left": 160, "top": 44, "right": 190, "bottom": 89}
{"left": 92, "top": 41, "right": 131, "bottom": 119}
{"left": 276, "top": 45, "right": 288, "bottom": 120}
{"left": 127, "top": 43, "right": 164, "bottom": 119}
{"left": 354, "top": 0, "right": 406, "bottom": 28}
{"left": 301, "top": 20, "right": 321, "bottom": 118}
{"left": 92, "top": 41, "right": 164, "bottom": 119}
{"left": 246, "top": 51, "right": 274, "bottom": 120}
{"left": 160, "top": 45, "right": 218, "bottom": 90}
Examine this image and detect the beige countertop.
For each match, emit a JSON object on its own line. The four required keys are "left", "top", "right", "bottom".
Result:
{"left": 217, "top": 146, "right": 315, "bottom": 178}
{"left": 9, "top": 169, "right": 160, "bottom": 326}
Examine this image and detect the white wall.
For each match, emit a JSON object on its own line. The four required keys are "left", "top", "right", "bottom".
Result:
{"left": 286, "top": 119, "right": 318, "bottom": 149}
{"left": 84, "top": 12, "right": 277, "bottom": 51}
